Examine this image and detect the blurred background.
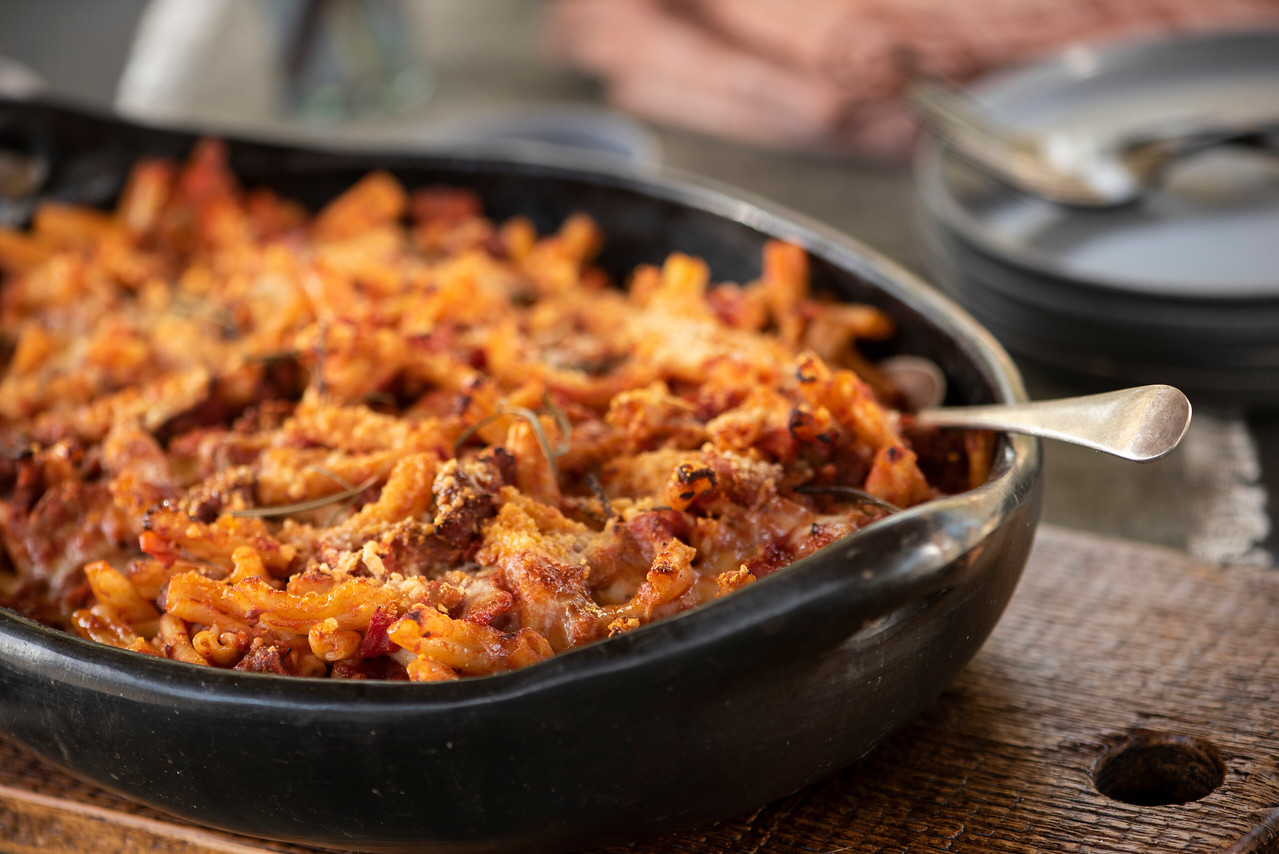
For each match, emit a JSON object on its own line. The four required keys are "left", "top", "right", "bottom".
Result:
{"left": 0, "top": 0, "right": 1277, "bottom": 564}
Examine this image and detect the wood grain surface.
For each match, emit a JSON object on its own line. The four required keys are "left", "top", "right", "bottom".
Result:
{"left": 3, "top": 524, "right": 1279, "bottom": 854}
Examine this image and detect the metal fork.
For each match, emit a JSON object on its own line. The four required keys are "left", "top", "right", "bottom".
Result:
{"left": 907, "top": 77, "right": 1279, "bottom": 207}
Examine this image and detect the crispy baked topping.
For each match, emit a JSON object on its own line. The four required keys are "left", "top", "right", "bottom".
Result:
{"left": 0, "top": 140, "right": 992, "bottom": 679}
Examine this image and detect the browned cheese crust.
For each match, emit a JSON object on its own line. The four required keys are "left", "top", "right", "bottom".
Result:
{"left": 0, "top": 141, "right": 992, "bottom": 680}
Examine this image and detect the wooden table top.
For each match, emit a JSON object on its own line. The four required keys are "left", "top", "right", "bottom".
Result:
{"left": 3, "top": 524, "right": 1278, "bottom": 854}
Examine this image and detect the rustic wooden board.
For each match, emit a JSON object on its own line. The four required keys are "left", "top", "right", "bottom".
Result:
{"left": 3, "top": 524, "right": 1279, "bottom": 854}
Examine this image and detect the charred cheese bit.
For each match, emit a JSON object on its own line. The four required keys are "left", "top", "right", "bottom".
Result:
{"left": 716, "top": 566, "right": 756, "bottom": 597}
{"left": 666, "top": 462, "right": 718, "bottom": 512}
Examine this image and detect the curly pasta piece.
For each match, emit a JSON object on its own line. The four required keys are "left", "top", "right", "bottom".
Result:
{"left": 142, "top": 507, "right": 297, "bottom": 574}
{"left": 606, "top": 538, "right": 698, "bottom": 633}
{"left": 192, "top": 627, "right": 251, "bottom": 667}
{"left": 83, "top": 560, "right": 160, "bottom": 632}
{"left": 387, "top": 605, "right": 553, "bottom": 680}
{"left": 156, "top": 614, "right": 211, "bottom": 666}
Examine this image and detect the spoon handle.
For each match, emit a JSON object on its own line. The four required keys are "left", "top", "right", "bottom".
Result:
{"left": 915, "top": 385, "right": 1192, "bottom": 462}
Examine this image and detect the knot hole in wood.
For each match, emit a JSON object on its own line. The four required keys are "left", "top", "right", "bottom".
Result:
{"left": 1094, "top": 729, "right": 1225, "bottom": 806}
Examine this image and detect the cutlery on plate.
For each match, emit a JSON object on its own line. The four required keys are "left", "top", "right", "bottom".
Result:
{"left": 906, "top": 77, "right": 1279, "bottom": 207}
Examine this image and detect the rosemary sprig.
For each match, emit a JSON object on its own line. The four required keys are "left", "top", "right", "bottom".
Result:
{"left": 230, "top": 470, "right": 381, "bottom": 519}
{"left": 453, "top": 411, "right": 506, "bottom": 452}
{"left": 308, "top": 464, "right": 369, "bottom": 526}
{"left": 312, "top": 322, "right": 329, "bottom": 397}
{"left": 541, "top": 391, "right": 572, "bottom": 455}
{"left": 170, "top": 293, "right": 239, "bottom": 337}
{"left": 585, "top": 471, "right": 613, "bottom": 521}
{"left": 246, "top": 349, "right": 302, "bottom": 365}
{"left": 503, "top": 406, "right": 564, "bottom": 479}
{"left": 308, "top": 464, "right": 357, "bottom": 491}
{"left": 793, "top": 484, "right": 901, "bottom": 515}
{"left": 363, "top": 391, "right": 398, "bottom": 408}
{"left": 454, "top": 396, "right": 572, "bottom": 478}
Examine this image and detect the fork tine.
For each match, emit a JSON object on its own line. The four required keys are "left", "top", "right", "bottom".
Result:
{"left": 906, "top": 78, "right": 1039, "bottom": 155}
{"left": 906, "top": 77, "right": 1110, "bottom": 205}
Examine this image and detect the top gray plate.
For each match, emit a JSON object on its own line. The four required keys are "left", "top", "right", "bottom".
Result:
{"left": 917, "top": 29, "right": 1279, "bottom": 300}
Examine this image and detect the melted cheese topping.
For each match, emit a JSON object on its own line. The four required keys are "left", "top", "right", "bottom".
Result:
{"left": 0, "top": 141, "right": 990, "bottom": 679}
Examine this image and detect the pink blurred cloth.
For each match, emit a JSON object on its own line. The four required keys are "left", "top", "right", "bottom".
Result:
{"left": 547, "top": 0, "right": 1279, "bottom": 159}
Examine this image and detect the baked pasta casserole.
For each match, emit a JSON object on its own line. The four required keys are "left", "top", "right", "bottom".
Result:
{"left": 0, "top": 141, "right": 991, "bottom": 680}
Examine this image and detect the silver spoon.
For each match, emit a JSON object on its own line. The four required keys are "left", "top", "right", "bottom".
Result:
{"left": 878, "top": 359, "right": 1191, "bottom": 462}
{"left": 907, "top": 77, "right": 1279, "bottom": 208}
{"left": 921, "top": 384, "right": 1190, "bottom": 463}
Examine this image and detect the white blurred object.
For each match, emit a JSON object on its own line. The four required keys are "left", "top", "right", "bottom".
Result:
{"left": 1183, "top": 411, "right": 1270, "bottom": 568}
{"left": 114, "top": 0, "right": 429, "bottom": 131}
{"left": 0, "top": 57, "right": 44, "bottom": 99}
{"left": 115, "top": 0, "right": 278, "bottom": 126}
{"left": 112, "top": 0, "right": 658, "bottom": 165}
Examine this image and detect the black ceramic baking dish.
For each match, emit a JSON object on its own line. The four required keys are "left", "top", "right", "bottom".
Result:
{"left": 0, "top": 99, "right": 1042, "bottom": 854}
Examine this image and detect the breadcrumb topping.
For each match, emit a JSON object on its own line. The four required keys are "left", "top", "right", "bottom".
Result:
{"left": 0, "top": 141, "right": 991, "bottom": 680}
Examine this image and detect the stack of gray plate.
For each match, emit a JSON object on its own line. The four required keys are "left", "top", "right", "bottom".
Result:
{"left": 914, "top": 29, "right": 1279, "bottom": 408}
